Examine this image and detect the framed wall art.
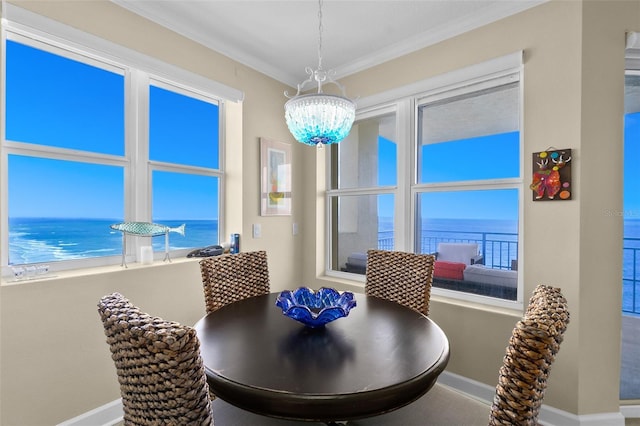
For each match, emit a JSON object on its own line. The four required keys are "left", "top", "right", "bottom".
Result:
{"left": 530, "top": 148, "right": 572, "bottom": 201}
{"left": 260, "top": 137, "right": 292, "bottom": 216}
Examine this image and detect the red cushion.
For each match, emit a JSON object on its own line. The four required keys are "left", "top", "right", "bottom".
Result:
{"left": 434, "top": 260, "right": 466, "bottom": 280}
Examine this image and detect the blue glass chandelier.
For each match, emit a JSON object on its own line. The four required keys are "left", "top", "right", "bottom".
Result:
{"left": 285, "top": 0, "right": 356, "bottom": 147}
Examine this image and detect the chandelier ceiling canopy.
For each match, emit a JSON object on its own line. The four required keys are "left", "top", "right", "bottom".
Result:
{"left": 284, "top": 0, "right": 356, "bottom": 147}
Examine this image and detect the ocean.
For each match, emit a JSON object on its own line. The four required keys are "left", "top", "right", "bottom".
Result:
{"left": 7, "top": 216, "right": 640, "bottom": 313}
{"left": 8, "top": 217, "right": 218, "bottom": 264}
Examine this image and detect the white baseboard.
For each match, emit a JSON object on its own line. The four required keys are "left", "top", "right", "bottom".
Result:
{"left": 57, "top": 398, "right": 123, "bottom": 426}
{"left": 438, "top": 371, "right": 631, "bottom": 426}
{"left": 58, "top": 374, "right": 640, "bottom": 426}
{"left": 622, "top": 405, "right": 640, "bottom": 418}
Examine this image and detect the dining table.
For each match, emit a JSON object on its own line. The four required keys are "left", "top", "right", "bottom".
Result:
{"left": 193, "top": 291, "right": 450, "bottom": 423}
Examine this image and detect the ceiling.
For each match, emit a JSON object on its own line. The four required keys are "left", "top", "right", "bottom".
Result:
{"left": 111, "top": 0, "right": 546, "bottom": 88}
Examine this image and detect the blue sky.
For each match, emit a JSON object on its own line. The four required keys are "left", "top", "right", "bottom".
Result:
{"left": 625, "top": 111, "right": 640, "bottom": 216}
{"left": 5, "top": 39, "right": 640, "bottom": 223}
{"left": 6, "top": 39, "right": 219, "bottom": 221}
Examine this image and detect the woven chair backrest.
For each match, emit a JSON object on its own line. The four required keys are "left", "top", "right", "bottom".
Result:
{"left": 97, "top": 292, "right": 214, "bottom": 426}
{"left": 199, "top": 250, "right": 270, "bottom": 314}
{"left": 365, "top": 249, "right": 436, "bottom": 316}
{"left": 489, "top": 284, "right": 570, "bottom": 426}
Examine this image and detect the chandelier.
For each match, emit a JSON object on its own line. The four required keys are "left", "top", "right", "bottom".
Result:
{"left": 285, "top": 0, "right": 356, "bottom": 147}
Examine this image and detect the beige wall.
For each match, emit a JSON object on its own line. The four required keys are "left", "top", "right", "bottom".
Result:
{"left": 303, "top": 0, "right": 640, "bottom": 418}
{"left": 0, "top": 1, "right": 301, "bottom": 424}
{"left": 1, "top": 0, "right": 639, "bottom": 424}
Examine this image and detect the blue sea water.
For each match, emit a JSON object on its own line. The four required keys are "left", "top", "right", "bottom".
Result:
{"left": 7, "top": 216, "right": 640, "bottom": 313}
{"left": 8, "top": 217, "right": 218, "bottom": 265}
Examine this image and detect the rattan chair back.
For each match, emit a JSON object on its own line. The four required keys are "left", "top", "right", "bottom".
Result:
{"left": 199, "top": 250, "right": 270, "bottom": 314}
{"left": 365, "top": 249, "right": 436, "bottom": 315}
{"left": 489, "top": 284, "right": 570, "bottom": 426}
{"left": 97, "top": 292, "right": 214, "bottom": 426}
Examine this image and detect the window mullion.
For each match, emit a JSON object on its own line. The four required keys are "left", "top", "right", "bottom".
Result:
{"left": 118, "top": 69, "right": 149, "bottom": 264}
{"left": 129, "top": 69, "right": 150, "bottom": 225}
{"left": 149, "top": 160, "right": 222, "bottom": 177}
{"left": 326, "top": 187, "right": 396, "bottom": 197}
{"left": 396, "top": 98, "right": 412, "bottom": 251}
{"left": 2, "top": 141, "right": 127, "bottom": 166}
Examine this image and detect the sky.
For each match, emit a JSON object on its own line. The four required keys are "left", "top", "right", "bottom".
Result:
{"left": 5, "top": 39, "right": 640, "bottom": 224}
{"left": 6, "top": 39, "right": 219, "bottom": 221}
{"left": 625, "top": 111, "right": 640, "bottom": 217}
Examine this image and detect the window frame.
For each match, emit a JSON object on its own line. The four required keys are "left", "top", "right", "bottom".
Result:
{"left": 325, "top": 102, "right": 409, "bottom": 281}
{"left": 1, "top": 4, "right": 238, "bottom": 274}
{"left": 326, "top": 52, "right": 524, "bottom": 308}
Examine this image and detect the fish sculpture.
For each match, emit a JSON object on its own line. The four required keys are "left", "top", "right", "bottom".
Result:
{"left": 110, "top": 222, "right": 186, "bottom": 267}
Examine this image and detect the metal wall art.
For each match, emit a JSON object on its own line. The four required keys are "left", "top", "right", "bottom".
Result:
{"left": 530, "top": 148, "right": 572, "bottom": 201}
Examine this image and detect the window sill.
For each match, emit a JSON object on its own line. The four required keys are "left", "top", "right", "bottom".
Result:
{"left": 1, "top": 256, "right": 201, "bottom": 287}
{"left": 320, "top": 270, "right": 523, "bottom": 313}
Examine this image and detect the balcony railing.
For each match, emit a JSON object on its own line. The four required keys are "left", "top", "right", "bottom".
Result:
{"left": 378, "top": 230, "right": 517, "bottom": 270}
{"left": 623, "top": 237, "right": 640, "bottom": 315}
{"left": 377, "top": 231, "right": 640, "bottom": 314}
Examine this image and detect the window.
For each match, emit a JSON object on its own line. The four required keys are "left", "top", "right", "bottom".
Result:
{"left": 620, "top": 59, "right": 640, "bottom": 401}
{"left": 327, "top": 110, "right": 398, "bottom": 275}
{"left": 2, "top": 17, "right": 228, "bottom": 273}
{"left": 415, "top": 80, "right": 521, "bottom": 301}
{"left": 149, "top": 84, "right": 221, "bottom": 252}
{"left": 328, "top": 53, "right": 522, "bottom": 305}
{"left": 623, "top": 71, "right": 640, "bottom": 316}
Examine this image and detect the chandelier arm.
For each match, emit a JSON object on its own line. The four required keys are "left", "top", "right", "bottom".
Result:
{"left": 284, "top": 67, "right": 316, "bottom": 98}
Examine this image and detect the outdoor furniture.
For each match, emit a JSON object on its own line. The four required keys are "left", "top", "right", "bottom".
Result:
{"left": 194, "top": 292, "right": 450, "bottom": 422}
{"left": 435, "top": 242, "right": 483, "bottom": 265}
{"left": 97, "top": 292, "right": 320, "bottom": 426}
{"left": 199, "top": 250, "right": 270, "bottom": 314}
{"left": 365, "top": 249, "right": 436, "bottom": 315}
{"left": 431, "top": 243, "right": 517, "bottom": 300}
{"left": 463, "top": 264, "right": 517, "bottom": 287}
{"left": 343, "top": 252, "right": 368, "bottom": 274}
{"left": 349, "top": 284, "right": 570, "bottom": 426}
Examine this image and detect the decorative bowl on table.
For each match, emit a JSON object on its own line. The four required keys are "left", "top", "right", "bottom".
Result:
{"left": 275, "top": 287, "right": 357, "bottom": 328}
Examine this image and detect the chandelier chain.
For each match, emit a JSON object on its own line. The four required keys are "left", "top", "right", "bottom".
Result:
{"left": 317, "top": 0, "right": 323, "bottom": 70}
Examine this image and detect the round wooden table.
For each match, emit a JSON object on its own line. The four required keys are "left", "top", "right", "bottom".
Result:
{"left": 194, "top": 292, "right": 450, "bottom": 422}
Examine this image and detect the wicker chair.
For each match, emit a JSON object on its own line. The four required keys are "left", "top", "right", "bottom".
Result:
{"left": 365, "top": 249, "right": 436, "bottom": 316}
{"left": 490, "top": 284, "right": 570, "bottom": 425}
{"left": 98, "top": 292, "right": 323, "bottom": 426}
{"left": 97, "top": 292, "right": 214, "bottom": 425}
{"left": 199, "top": 250, "right": 270, "bottom": 314}
{"left": 349, "top": 284, "right": 570, "bottom": 426}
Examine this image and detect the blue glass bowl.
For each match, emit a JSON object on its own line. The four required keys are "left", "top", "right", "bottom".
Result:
{"left": 275, "top": 287, "right": 357, "bottom": 328}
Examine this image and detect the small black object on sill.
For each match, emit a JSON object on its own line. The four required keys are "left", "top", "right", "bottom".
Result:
{"left": 187, "top": 245, "right": 224, "bottom": 258}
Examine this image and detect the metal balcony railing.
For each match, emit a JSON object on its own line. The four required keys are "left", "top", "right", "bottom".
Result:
{"left": 377, "top": 231, "right": 640, "bottom": 314}
{"left": 623, "top": 237, "right": 640, "bottom": 315}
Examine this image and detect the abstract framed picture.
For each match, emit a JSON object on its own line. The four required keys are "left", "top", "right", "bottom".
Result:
{"left": 260, "top": 137, "right": 292, "bottom": 216}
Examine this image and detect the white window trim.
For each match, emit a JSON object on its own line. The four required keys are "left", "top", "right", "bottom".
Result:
{"left": 356, "top": 51, "right": 522, "bottom": 110}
